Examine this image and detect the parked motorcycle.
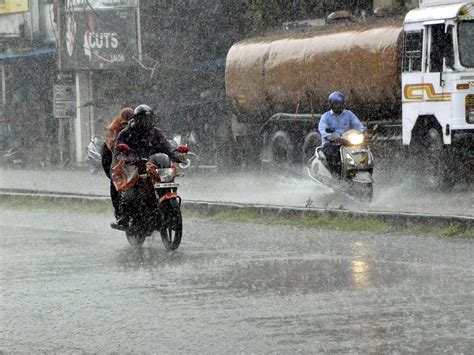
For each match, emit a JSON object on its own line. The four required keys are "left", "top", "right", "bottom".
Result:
{"left": 169, "top": 131, "right": 200, "bottom": 170}
{"left": 3, "top": 139, "right": 25, "bottom": 168}
{"left": 111, "top": 143, "right": 189, "bottom": 249}
{"left": 307, "top": 129, "right": 374, "bottom": 202}
{"left": 85, "top": 135, "right": 105, "bottom": 174}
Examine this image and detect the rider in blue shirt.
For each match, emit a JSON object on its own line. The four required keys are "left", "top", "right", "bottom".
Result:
{"left": 317, "top": 91, "right": 366, "bottom": 175}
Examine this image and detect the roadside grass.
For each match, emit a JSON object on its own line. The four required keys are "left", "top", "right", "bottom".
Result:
{"left": 1, "top": 195, "right": 472, "bottom": 238}
{"left": 0, "top": 195, "right": 112, "bottom": 214}
{"left": 200, "top": 208, "right": 473, "bottom": 238}
{"left": 212, "top": 209, "right": 392, "bottom": 233}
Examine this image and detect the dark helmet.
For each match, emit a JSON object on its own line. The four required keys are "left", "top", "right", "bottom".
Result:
{"left": 133, "top": 104, "right": 155, "bottom": 129}
{"left": 133, "top": 104, "right": 154, "bottom": 119}
{"left": 328, "top": 91, "right": 345, "bottom": 105}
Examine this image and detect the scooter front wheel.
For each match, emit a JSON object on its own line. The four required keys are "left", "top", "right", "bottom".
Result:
{"left": 353, "top": 182, "right": 373, "bottom": 203}
{"left": 160, "top": 202, "right": 183, "bottom": 251}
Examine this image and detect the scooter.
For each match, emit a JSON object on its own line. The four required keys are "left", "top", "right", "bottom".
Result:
{"left": 85, "top": 135, "right": 105, "bottom": 174}
{"left": 307, "top": 129, "right": 374, "bottom": 202}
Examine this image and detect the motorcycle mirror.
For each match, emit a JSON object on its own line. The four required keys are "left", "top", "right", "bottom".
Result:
{"left": 116, "top": 144, "right": 131, "bottom": 153}
{"left": 176, "top": 145, "right": 189, "bottom": 153}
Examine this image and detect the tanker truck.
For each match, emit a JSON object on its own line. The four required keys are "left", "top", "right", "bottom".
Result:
{"left": 224, "top": 1, "right": 474, "bottom": 189}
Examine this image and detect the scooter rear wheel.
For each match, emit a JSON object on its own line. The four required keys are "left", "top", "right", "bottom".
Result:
{"left": 160, "top": 203, "right": 183, "bottom": 251}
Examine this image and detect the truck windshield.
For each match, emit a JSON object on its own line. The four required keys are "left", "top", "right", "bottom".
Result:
{"left": 458, "top": 20, "right": 474, "bottom": 68}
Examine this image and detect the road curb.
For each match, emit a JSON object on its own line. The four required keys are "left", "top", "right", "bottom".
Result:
{"left": 2, "top": 188, "right": 473, "bottom": 230}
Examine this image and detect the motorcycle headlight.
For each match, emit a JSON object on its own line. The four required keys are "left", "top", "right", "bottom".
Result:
{"left": 345, "top": 152, "right": 356, "bottom": 166}
{"left": 347, "top": 133, "right": 364, "bottom": 145}
{"left": 158, "top": 168, "right": 175, "bottom": 182}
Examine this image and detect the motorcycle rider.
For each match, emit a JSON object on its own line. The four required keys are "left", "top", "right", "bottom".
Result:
{"left": 317, "top": 91, "right": 366, "bottom": 176}
{"left": 101, "top": 107, "right": 134, "bottom": 226}
{"left": 111, "top": 104, "right": 184, "bottom": 230}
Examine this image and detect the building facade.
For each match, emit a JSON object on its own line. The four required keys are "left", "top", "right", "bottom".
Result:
{"left": 0, "top": 0, "right": 57, "bottom": 166}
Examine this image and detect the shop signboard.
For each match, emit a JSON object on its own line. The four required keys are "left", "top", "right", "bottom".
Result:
{"left": 54, "top": 71, "right": 76, "bottom": 119}
{"left": 0, "top": 0, "right": 29, "bottom": 15}
{"left": 62, "top": 7, "right": 139, "bottom": 70}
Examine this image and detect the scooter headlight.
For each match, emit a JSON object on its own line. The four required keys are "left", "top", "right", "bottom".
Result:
{"left": 347, "top": 133, "right": 364, "bottom": 145}
{"left": 345, "top": 152, "right": 356, "bottom": 166}
{"left": 158, "top": 168, "right": 175, "bottom": 182}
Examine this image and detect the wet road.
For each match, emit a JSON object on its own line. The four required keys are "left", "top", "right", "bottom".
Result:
{"left": 1, "top": 207, "right": 473, "bottom": 353}
{"left": 0, "top": 167, "right": 473, "bottom": 216}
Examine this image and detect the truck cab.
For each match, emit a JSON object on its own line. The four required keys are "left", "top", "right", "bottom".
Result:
{"left": 402, "top": 1, "right": 474, "bottom": 147}
{"left": 401, "top": 1, "right": 473, "bottom": 188}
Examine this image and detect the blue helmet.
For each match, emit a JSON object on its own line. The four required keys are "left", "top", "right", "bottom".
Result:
{"left": 328, "top": 91, "right": 345, "bottom": 104}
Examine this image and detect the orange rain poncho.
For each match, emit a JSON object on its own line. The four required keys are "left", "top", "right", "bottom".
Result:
{"left": 105, "top": 107, "right": 134, "bottom": 151}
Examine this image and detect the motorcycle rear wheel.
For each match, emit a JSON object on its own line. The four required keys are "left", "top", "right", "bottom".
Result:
{"left": 160, "top": 203, "right": 183, "bottom": 251}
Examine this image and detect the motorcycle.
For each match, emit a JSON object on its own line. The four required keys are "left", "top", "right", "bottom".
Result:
{"left": 3, "top": 141, "right": 25, "bottom": 168}
{"left": 2, "top": 131, "right": 25, "bottom": 168}
{"left": 169, "top": 131, "right": 200, "bottom": 171}
{"left": 85, "top": 135, "right": 105, "bottom": 174}
{"left": 111, "top": 143, "right": 189, "bottom": 249}
{"left": 307, "top": 129, "right": 374, "bottom": 202}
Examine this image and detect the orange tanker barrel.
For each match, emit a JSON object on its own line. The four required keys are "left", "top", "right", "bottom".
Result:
{"left": 225, "top": 41, "right": 272, "bottom": 123}
{"left": 225, "top": 24, "right": 403, "bottom": 124}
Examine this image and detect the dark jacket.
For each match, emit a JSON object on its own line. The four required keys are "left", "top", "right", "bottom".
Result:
{"left": 114, "top": 124, "right": 177, "bottom": 163}
{"left": 101, "top": 142, "right": 113, "bottom": 178}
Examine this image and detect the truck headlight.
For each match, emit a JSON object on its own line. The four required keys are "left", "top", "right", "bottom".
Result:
{"left": 467, "top": 110, "right": 474, "bottom": 124}
{"left": 466, "top": 95, "right": 474, "bottom": 123}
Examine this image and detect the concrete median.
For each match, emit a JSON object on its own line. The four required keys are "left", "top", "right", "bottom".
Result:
{"left": 1, "top": 188, "right": 472, "bottom": 232}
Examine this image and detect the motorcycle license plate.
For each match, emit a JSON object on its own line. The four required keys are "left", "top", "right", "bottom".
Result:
{"left": 154, "top": 182, "right": 179, "bottom": 189}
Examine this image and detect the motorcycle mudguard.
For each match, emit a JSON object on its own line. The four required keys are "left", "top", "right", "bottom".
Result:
{"left": 158, "top": 191, "right": 179, "bottom": 206}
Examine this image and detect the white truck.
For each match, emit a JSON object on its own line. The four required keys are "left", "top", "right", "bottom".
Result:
{"left": 401, "top": 0, "right": 473, "bottom": 187}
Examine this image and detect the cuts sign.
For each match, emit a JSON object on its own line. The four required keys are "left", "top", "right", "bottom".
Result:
{"left": 62, "top": 8, "right": 139, "bottom": 70}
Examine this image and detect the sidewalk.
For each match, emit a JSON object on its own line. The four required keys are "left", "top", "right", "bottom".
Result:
{"left": 1, "top": 167, "right": 473, "bottom": 217}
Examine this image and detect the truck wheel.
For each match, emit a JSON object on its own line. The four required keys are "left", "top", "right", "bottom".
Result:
{"left": 417, "top": 127, "right": 455, "bottom": 190}
{"left": 302, "top": 132, "right": 321, "bottom": 166}
{"left": 270, "top": 130, "right": 293, "bottom": 165}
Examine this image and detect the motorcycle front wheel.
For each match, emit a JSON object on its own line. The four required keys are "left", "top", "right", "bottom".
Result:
{"left": 125, "top": 228, "right": 146, "bottom": 247}
{"left": 160, "top": 201, "right": 183, "bottom": 251}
